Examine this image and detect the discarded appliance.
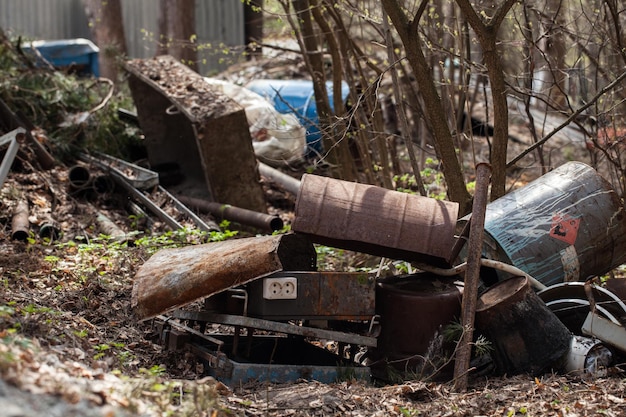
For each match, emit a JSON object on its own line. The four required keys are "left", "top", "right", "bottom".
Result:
{"left": 133, "top": 231, "right": 380, "bottom": 386}
{"left": 292, "top": 174, "right": 459, "bottom": 267}
{"left": 203, "top": 78, "right": 306, "bottom": 166}
{"left": 538, "top": 281, "right": 626, "bottom": 334}
{"left": 471, "top": 161, "right": 626, "bottom": 287}
{"left": 368, "top": 272, "right": 463, "bottom": 381}
{"left": 21, "top": 38, "right": 100, "bottom": 77}
{"left": 475, "top": 276, "right": 572, "bottom": 376}
{"left": 246, "top": 79, "right": 350, "bottom": 156}
{"left": 156, "top": 268, "right": 377, "bottom": 386}
{"left": 124, "top": 55, "right": 267, "bottom": 213}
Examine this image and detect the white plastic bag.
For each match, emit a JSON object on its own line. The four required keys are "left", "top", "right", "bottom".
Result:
{"left": 203, "top": 78, "right": 306, "bottom": 166}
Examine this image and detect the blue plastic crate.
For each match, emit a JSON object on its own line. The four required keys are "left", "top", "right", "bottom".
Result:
{"left": 23, "top": 38, "right": 100, "bottom": 77}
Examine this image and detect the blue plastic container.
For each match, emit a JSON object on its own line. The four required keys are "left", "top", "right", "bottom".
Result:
{"left": 23, "top": 38, "right": 100, "bottom": 77}
{"left": 245, "top": 79, "right": 349, "bottom": 156}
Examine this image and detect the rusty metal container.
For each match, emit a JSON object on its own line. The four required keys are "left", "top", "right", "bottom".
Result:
{"left": 369, "top": 273, "right": 462, "bottom": 380}
{"left": 477, "top": 161, "right": 626, "bottom": 286}
{"left": 475, "top": 276, "right": 572, "bottom": 376}
{"left": 292, "top": 174, "right": 459, "bottom": 266}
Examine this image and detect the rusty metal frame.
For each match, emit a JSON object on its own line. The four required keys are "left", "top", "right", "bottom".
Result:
{"left": 0, "top": 128, "right": 25, "bottom": 189}
{"left": 169, "top": 310, "right": 378, "bottom": 347}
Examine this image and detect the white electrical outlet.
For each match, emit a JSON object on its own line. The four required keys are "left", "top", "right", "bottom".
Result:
{"left": 263, "top": 277, "right": 298, "bottom": 300}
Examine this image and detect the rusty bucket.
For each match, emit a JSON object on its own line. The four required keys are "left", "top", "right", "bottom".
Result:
{"left": 292, "top": 174, "right": 459, "bottom": 266}
{"left": 477, "top": 162, "right": 626, "bottom": 286}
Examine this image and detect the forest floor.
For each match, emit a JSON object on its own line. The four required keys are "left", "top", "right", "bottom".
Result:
{"left": 2, "top": 47, "right": 626, "bottom": 417}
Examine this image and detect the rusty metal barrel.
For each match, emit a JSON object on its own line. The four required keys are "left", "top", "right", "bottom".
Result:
{"left": 292, "top": 174, "right": 459, "bottom": 266}
{"left": 369, "top": 273, "right": 463, "bottom": 381}
{"left": 479, "top": 161, "right": 626, "bottom": 286}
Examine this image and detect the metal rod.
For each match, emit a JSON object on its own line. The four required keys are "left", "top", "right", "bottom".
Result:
{"left": 157, "top": 186, "right": 220, "bottom": 232}
{"left": 177, "top": 194, "right": 284, "bottom": 232}
{"left": 258, "top": 162, "right": 301, "bottom": 196}
{"left": 155, "top": 315, "right": 224, "bottom": 348}
{"left": 171, "top": 310, "right": 378, "bottom": 347}
{"left": 454, "top": 162, "right": 491, "bottom": 392}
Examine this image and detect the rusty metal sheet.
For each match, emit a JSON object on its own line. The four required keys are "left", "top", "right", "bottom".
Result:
{"left": 131, "top": 233, "right": 316, "bottom": 320}
{"left": 292, "top": 174, "right": 459, "bottom": 266}
{"left": 245, "top": 271, "right": 376, "bottom": 320}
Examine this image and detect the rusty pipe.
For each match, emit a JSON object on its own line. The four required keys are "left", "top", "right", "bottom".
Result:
{"left": 68, "top": 164, "right": 92, "bottom": 196}
{"left": 11, "top": 200, "right": 29, "bottom": 241}
{"left": 177, "top": 195, "right": 284, "bottom": 232}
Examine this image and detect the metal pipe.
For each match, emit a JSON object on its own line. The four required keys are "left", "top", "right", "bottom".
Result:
{"left": 11, "top": 200, "right": 29, "bottom": 241}
{"left": 258, "top": 162, "right": 301, "bottom": 196}
{"left": 177, "top": 195, "right": 284, "bottom": 232}
{"left": 454, "top": 162, "right": 491, "bottom": 392}
{"left": 39, "top": 221, "right": 60, "bottom": 240}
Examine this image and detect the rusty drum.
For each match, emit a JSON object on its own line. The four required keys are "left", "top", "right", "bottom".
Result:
{"left": 478, "top": 162, "right": 626, "bottom": 286}
{"left": 292, "top": 174, "right": 459, "bottom": 266}
{"left": 369, "top": 273, "right": 462, "bottom": 380}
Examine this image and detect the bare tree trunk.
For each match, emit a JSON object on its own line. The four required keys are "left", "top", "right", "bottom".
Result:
{"left": 382, "top": 0, "right": 472, "bottom": 214}
{"left": 158, "top": 0, "right": 198, "bottom": 71}
{"left": 543, "top": 0, "right": 568, "bottom": 110}
{"left": 82, "top": 0, "right": 127, "bottom": 82}
{"left": 244, "top": 0, "right": 264, "bottom": 59}
{"left": 455, "top": 0, "right": 518, "bottom": 200}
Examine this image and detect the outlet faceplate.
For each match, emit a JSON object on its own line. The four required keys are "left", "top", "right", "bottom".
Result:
{"left": 263, "top": 277, "right": 298, "bottom": 300}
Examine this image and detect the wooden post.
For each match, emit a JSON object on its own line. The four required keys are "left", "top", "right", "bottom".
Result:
{"left": 453, "top": 163, "right": 491, "bottom": 392}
